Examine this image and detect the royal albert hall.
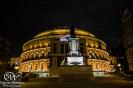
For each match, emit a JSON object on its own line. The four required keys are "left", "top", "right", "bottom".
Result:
{"left": 19, "top": 28, "right": 115, "bottom": 77}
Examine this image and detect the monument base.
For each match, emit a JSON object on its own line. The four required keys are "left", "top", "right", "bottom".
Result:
{"left": 59, "top": 65, "right": 94, "bottom": 81}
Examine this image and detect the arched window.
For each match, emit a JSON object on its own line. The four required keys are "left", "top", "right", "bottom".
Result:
{"left": 103, "top": 64, "right": 105, "bottom": 71}
{"left": 41, "top": 63, "right": 44, "bottom": 70}
{"left": 35, "top": 64, "right": 37, "bottom": 70}
{"left": 96, "top": 63, "right": 98, "bottom": 69}
{"left": 30, "top": 64, "right": 32, "bottom": 70}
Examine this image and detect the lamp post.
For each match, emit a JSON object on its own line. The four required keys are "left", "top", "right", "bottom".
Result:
{"left": 118, "top": 63, "right": 122, "bottom": 72}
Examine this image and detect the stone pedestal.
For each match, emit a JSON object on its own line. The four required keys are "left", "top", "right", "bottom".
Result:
{"left": 59, "top": 65, "right": 93, "bottom": 81}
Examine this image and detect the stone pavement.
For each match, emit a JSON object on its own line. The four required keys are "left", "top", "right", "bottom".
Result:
{"left": 21, "top": 78, "right": 133, "bottom": 88}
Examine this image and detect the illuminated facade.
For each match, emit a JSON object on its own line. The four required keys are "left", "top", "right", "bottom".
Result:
{"left": 121, "top": 9, "right": 133, "bottom": 71}
{"left": 18, "top": 28, "right": 116, "bottom": 77}
{"left": 10, "top": 57, "right": 22, "bottom": 65}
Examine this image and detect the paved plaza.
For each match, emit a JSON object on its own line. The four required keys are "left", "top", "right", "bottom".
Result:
{"left": 21, "top": 78, "right": 133, "bottom": 88}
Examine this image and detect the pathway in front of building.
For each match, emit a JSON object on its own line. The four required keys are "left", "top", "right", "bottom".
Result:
{"left": 21, "top": 79, "right": 133, "bottom": 88}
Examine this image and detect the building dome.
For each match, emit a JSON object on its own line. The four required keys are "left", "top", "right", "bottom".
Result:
{"left": 34, "top": 28, "right": 95, "bottom": 38}
{"left": 19, "top": 28, "right": 115, "bottom": 77}
{"left": 22, "top": 28, "right": 106, "bottom": 52}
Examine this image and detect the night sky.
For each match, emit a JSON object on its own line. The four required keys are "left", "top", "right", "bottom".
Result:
{"left": 0, "top": 0, "right": 131, "bottom": 56}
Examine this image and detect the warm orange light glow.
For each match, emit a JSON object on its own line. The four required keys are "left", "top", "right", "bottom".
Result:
{"left": 34, "top": 28, "right": 95, "bottom": 38}
{"left": 18, "top": 28, "right": 116, "bottom": 75}
{"left": 19, "top": 59, "right": 49, "bottom": 72}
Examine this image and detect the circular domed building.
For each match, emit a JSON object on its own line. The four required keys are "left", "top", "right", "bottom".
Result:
{"left": 19, "top": 27, "right": 115, "bottom": 77}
